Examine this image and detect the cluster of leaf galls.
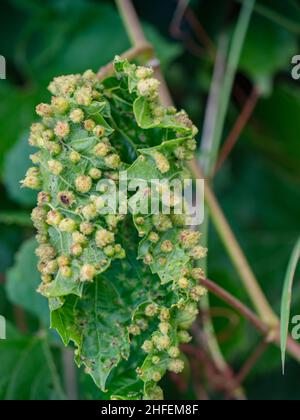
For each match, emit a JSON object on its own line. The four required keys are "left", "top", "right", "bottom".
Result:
{"left": 22, "top": 58, "right": 207, "bottom": 400}
{"left": 23, "top": 69, "right": 127, "bottom": 297}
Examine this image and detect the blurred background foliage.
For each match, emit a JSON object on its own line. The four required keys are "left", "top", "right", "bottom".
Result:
{"left": 0, "top": 0, "right": 299, "bottom": 400}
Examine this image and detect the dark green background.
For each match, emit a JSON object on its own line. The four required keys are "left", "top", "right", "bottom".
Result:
{"left": 0, "top": 0, "right": 299, "bottom": 400}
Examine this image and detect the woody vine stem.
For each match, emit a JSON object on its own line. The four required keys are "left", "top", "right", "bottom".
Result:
{"left": 114, "top": 0, "right": 300, "bottom": 363}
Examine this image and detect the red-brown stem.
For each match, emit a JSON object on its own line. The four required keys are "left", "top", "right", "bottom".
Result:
{"left": 235, "top": 339, "right": 268, "bottom": 386}
{"left": 215, "top": 86, "right": 260, "bottom": 173}
{"left": 201, "top": 278, "right": 300, "bottom": 362}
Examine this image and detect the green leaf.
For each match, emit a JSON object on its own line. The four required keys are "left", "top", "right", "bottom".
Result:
{"left": 6, "top": 238, "right": 49, "bottom": 325}
{"left": 0, "top": 335, "right": 64, "bottom": 400}
{"left": 280, "top": 237, "right": 300, "bottom": 374}
{"left": 133, "top": 97, "right": 156, "bottom": 129}
{"left": 51, "top": 239, "right": 170, "bottom": 396}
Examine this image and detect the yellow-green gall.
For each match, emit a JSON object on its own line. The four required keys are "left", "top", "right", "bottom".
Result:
{"left": 36, "top": 244, "right": 56, "bottom": 261}
{"left": 145, "top": 303, "right": 158, "bottom": 317}
{"left": 30, "top": 152, "right": 42, "bottom": 164}
{"left": 116, "top": 248, "right": 126, "bottom": 259}
{"left": 153, "top": 335, "right": 170, "bottom": 351}
{"left": 45, "top": 141, "right": 62, "bottom": 155}
{"left": 21, "top": 167, "right": 42, "bottom": 190}
{"left": 80, "top": 264, "right": 96, "bottom": 282}
{"left": 158, "top": 256, "right": 167, "bottom": 266}
{"left": 36, "top": 233, "right": 48, "bottom": 244}
{"left": 174, "top": 146, "right": 186, "bottom": 160}
{"left": 104, "top": 154, "right": 121, "bottom": 169}
{"left": 31, "top": 122, "right": 45, "bottom": 135}
{"left": 153, "top": 151, "right": 170, "bottom": 174}
{"left": 128, "top": 324, "right": 141, "bottom": 336}
{"left": 54, "top": 121, "right": 70, "bottom": 138}
{"left": 179, "top": 230, "right": 201, "bottom": 249}
{"left": 89, "top": 168, "right": 102, "bottom": 180}
{"left": 57, "top": 191, "right": 75, "bottom": 207}
{"left": 51, "top": 97, "right": 69, "bottom": 114}
{"left": 104, "top": 245, "right": 115, "bottom": 257}
{"left": 152, "top": 356, "right": 160, "bottom": 365}
{"left": 31, "top": 206, "right": 47, "bottom": 227}
{"left": 94, "top": 196, "right": 105, "bottom": 211}
{"left": 80, "top": 222, "right": 94, "bottom": 236}
{"left": 168, "top": 346, "right": 180, "bottom": 359}
{"left": 191, "top": 267, "right": 205, "bottom": 280}
{"left": 152, "top": 214, "right": 172, "bottom": 232}
{"left": 84, "top": 119, "right": 96, "bottom": 131}
{"left": 69, "top": 150, "right": 81, "bottom": 163}
{"left": 44, "top": 260, "right": 58, "bottom": 275}
{"left": 37, "top": 192, "right": 51, "bottom": 206}
{"left": 95, "top": 229, "right": 115, "bottom": 248}
{"left": 190, "top": 285, "right": 207, "bottom": 301}
{"left": 189, "top": 245, "right": 208, "bottom": 260}
{"left": 41, "top": 274, "right": 53, "bottom": 284}
{"left": 75, "top": 175, "right": 92, "bottom": 193}
{"left": 83, "top": 69, "right": 96, "bottom": 80}
{"left": 152, "top": 371, "right": 162, "bottom": 383}
{"left": 168, "top": 359, "right": 184, "bottom": 374}
{"left": 46, "top": 210, "right": 63, "bottom": 227}
{"left": 36, "top": 103, "right": 52, "bottom": 118}
{"left": 177, "top": 302, "right": 199, "bottom": 329}
{"left": 135, "top": 216, "right": 145, "bottom": 226}
{"left": 137, "top": 78, "right": 160, "bottom": 97}
{"left": 141, "top": 340, "right": 153, "bottom": 353}
{"left": 82, "top": 203, "right": 97, "bottom": 220}
{"left": 106, "top": 214, "right": 122, "bottom": 229}
{"left": 60, "top": 266, "right": 72, "bottom": 278}
{"left": 135, "top": 66, "right": 153, "bottom": 79}
{"left": 71, "top": 243, "right": 83, "bottom": 257}
{"left": 48, "top": 160, "right": 63, "bottom": 176}
{"left": 48, "top": 74, "right": 78, "bottom": 97}
{"left": 178, "top": 330, "right": 192, "bottom": 344}
{"left": 159, "top": 322, "right": 170, "bottom": 335}
{"left": 75, "top": 87, "right": 92, "bottom": 106}
{"left": 186, "top": 139, "right": 197, "bottom": 151}
{"left": 178, "top": 277, "right": 189, "bottom": 289}
{"left": 93, "top": 142, "right": 110, "bottom": 157}
{"left": 70, "top": 108, "right": 84, "bottom": 123}
{"left": 59, "top": 218, "right": 77, "bottom": 233}
{"left": 159, "top": 308, "right": 170, "bottom": 322}
{"left": 42, "top": 129, "right": 55, "bottom": 142}
{"left": 72, "top": 231, "right": 87, "bottom": 245}
{"left": 149, "top": 232, "right": 159, "bottom": 243}
{"left": 93, "top": 125, "right": 105, "bottom": 137}
{"left": 143, "top": 253, "right": 153, "bottom": 265}
{"left": 160, "top": 240, "right": 173, "bottom": 253}
{"left": 57, "top": 256, "right": 71, "bottom": 267}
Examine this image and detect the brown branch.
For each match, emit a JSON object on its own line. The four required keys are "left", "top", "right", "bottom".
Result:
{"left": 215, "top": 86, "right": 260, "bottom": 173}
{"left": 235, "top": 339, "right": 269, "bottom": 386}
{"left": 201, "top": 278, "right": 300, "bottom": 363}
